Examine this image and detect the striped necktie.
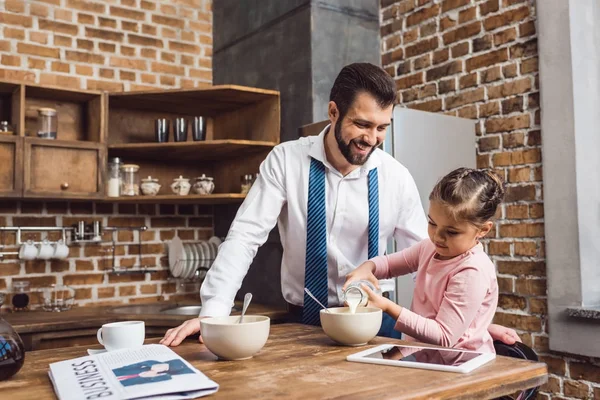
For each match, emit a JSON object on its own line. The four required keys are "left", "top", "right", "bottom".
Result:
{"left": 302, "top": 158, "right": 379, "bottom": 326}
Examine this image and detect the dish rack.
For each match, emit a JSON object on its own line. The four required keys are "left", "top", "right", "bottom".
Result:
{"left": 168, "top": 236, "right": 221, "bottom": 281}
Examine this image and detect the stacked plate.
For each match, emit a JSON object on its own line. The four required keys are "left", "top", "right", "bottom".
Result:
{"left": 168, "top": 236, "right": 222, "bottom": 279}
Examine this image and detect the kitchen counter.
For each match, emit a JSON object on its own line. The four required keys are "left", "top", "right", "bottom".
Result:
{"left": 0, "top": 323, "right": 547, "bottom": 399}
{"left": 1, "top": 302, "right": 289, "bottom": 351}
{"left": 2, "top": 302, "right": 288, "bottom": 334}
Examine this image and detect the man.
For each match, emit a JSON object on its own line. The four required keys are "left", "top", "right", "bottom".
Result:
{"left": 161, "top": 63, "right": 519, "bottom": 346}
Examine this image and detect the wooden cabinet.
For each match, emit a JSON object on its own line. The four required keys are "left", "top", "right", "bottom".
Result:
{"left": 0, "top": 135, "right": 23, "bottom": 196}
{"left": 0, "top": 80, "right": 281, "bottom": 204}
{"left": 23, "top": 139, "right": 105, "bottom": 199}
{"left": 106, "top": 85, "right": 280, "bottom": 204}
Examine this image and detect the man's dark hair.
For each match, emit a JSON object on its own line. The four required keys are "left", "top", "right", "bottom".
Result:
{"left": 329, "top": 63, "right": 396, "bottom": 121}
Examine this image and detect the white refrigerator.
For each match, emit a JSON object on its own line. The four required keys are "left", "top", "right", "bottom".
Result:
{"left": 383, "top": 106, "right": 477, "bottom": 308}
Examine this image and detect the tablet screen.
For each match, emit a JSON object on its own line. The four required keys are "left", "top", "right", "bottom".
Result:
{"left": 364, "top": 346, "right": 483, "bottom": 366}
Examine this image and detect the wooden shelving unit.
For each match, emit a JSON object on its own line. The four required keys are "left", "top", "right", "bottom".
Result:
{"left": 104, "top": 193, "right": 247, "bottom": 205}
{"left": 0, "top": 80, "right": 281, "bottom": 204}
{"left": 107, "top": 85, "right": 280, "bottom": 200}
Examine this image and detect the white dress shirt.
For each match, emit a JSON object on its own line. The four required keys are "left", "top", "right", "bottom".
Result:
{"left": 199, "top": 126, "right": 428, "bottom": 317}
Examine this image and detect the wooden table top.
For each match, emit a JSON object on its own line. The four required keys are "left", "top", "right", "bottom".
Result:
{"left": 2, "top": 302, "right": 288, "bottom": 334}
{"left": 0, "top": 323, "right": 547, "bottom": 400}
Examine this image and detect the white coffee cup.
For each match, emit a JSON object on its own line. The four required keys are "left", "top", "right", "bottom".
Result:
{"left": 53, "top": 240, "right": 69, "bottom": 260}
{"left": 97, "top": 321, "right": 145, "bottom": 351}
{"left": 19, "top": 240, "right": 37, "bottom": 261}
{"left": 37, "top": 239, "right": 54, "bottom": 260}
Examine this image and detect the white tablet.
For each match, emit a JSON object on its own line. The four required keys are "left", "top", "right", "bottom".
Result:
{"left": 347, "top": 344, "right": 495, "bottom": 374}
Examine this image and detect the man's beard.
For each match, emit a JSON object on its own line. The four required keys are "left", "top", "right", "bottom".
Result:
{"left": 334, "top": 121, "right": 377, "bottom": 165}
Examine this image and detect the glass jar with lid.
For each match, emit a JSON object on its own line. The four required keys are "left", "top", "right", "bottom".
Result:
{"left": 107, "top": 157, "right": 122, "bottom": 197}
{"left": 11, "top": 281, "right": 30, "bottom": 311}
{"left": 120, "top": 164, "right": 140, "bottom": 196}
{"left": 37, "top": 107, "right": 57, "bottom": 139}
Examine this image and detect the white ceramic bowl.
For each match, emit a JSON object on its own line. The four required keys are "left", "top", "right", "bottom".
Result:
{"left": 320, "top": 307, "right": 382, "bottom": 346}
{"left": 200, "top": 315, "right": 270, "bottom": 360}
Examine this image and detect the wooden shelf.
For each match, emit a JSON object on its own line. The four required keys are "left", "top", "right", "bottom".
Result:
{"left": 108, "top": 139, "right": 276, "bottom": 162}
{"left": 104, "top": 193, "right": 247, "bottom": 204}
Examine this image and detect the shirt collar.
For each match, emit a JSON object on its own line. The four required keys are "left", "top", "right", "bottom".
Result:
{"left": 308, "top": 124, "right": 381, "bottom": 175}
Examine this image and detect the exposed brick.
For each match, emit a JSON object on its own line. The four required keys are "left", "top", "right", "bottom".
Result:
{"left": 503, "top": 132, "right": 525, "bottom": 149}
{"left": 529, "top": 298, "right": 547, "bottom": 315}
{"left": 407, "top": 3, "right": 439, "bottom": 27}
{"left": 450, "top": 42, "right": 469, "bottom": 59}
{"left": 4, "top": 27, "right": 25, "bottom": 40}
{"left": 14, "top": 276, "right": 56, "bottom": 288}
{"left": 121, "top": 21, "right": 139, "bottom": 33}
{"left": 141, "top": 284, "right": 158, "bottom": 295}
{"left": 484, "top": 7, "right": 530, "bottom": 31}
{"left": 506, "top": 204, "right": 528, "bottom": 219}
{"left": 489, "top": 240, "right": 511, "bottom": 255}
{"left": 99, "top": 68, "right": 115, "bottom": 79}
{"left": 110, "top": 57, "right": 147, "bottom": 70}
{"left": 458, "top": 6, "right": 476, "bottom": 23}
{"left": 439, "top": 78, "right": 456, "bottom": 94}
{"left": 98, "top": 287, "right": 115, "bottom": 298}
{"left": 498, "top": 277, "right": 514, "bottom": 293}
{"left": 382, "top": 48, "right": 404, "bottom": 65}
{"left": 486, "top": 114, "right": 530, "bottom": 133}
{"left": 479, "top": 136, "right": 500, "bottom": 152}
{"left": 108, "top": 274, "right": 146, "bottom": 283}
{"left": 570, "top": 362, "right": 600, "bottom": 383}
{"left": 417, "top": 83, "right": 437, "bottom": 99}
{"left": 406, "top": 37, "right": 439, "bottom": 58}
{"left": 38, "top": 19, "right": 78, "bottom": 35}
{"left": 426, "top": 60, "right": 462, "bottom": 81}
{"left": 0, "top": 12, "right": 33, "bottom": 27}
{"left": 479, "top": 102, "right": 500, "bottom": 117}
{"left": 118, "top": 285, "right": 137, "bottom": 297}
{"left": 473, "top": 35, "right": 493, "bottom": 53}
{"left": 1, "top": 55, "right": 21, "bottom": 67}
{"left": 120, "top": 70, "right": 136, "bottom": 81}
{"left": 151, "top": 14, "right": 185, "bottom": 29}
{"left": 54, "top": 9, "right": 73, "bottom": 22}
{"left": 440, "top": 16, "right": 457, "bottom": 31}
{"left": 479, "top": 0, "right": 499, "bottom": 16}
{"left": 466, "top": 49, "right": 509, "bottom": 72}
{"left": 489, "top": 78, "right": 531, "bottom": 100}
{"left": 520, "top": 57, "right": 538, "bottom": 74}
{"left": 6, "top": 0, "right": 25, "bottom": 12}
{"left": 494, "top": 28, "right": 517, "bottom": 46}
{"left": 17, "top": 43, "right": 59, "bottom": 59}
{"left": 403, "top": 27, "right": 418, "bottom": 44}
{"left": 441, "top": 0, "right": 470, "bottom": 13}
{"left": 99, "top": 42, "right": 116, "bottom": 53}
{"left": 500, "top": 222, "right": 544, "bottom": 238}
{"left": 516, "top": 278, "right": 546, "bottom": 296}
{"left": 108, "top": 217, "right": 146, "bottom": 227}
{"left": 446, "top": 87, "right": 485, "bottom": 110}
{"left": 86, "top": 27, "right": 125, "bottom": 42}
{"left": 30, "top": 3, "right": 49, "bottom": 17}
{"left": 459, "top": 72, "right": 477, "bottom": 89}
{"left": 564, "top": 380, "right": 590, "bottom": 398}
{"left": 420, "top": 21, "right": 437, "bottom": 38}
{"left": 78, "top": 13, "right": 95, "bottom": 25}
{"left": 508, "top": 166, "right": 530, "bottom": 182}
{"left": 510, "top": 39, "right": 537, "bottom": 59}
{"left": 519, "top": 21, "right": 536, "bottom": 38}
{"left": 129, "top": 34, "right": 164, "bottom": 48}
{"left": 77, "top": 39, "right": 94, "bottom": 51}
{"left": 66, "top": 51, "right": 104, "bottom": 64}
{"left": 443, "top": 22, "right": 481, "bottom": 45}
{"left": 188, "top": 217, "right": 212, "bottom": 228}
{"left": 432, "top": 49, "right": 449, "bottom": 65}
{"left": 109, "top": 5, "right": 145, "bottom": 20}
{"left": 498, "top": 294, "right": 526, "bottom": 310}
{"left": 67, "top": 0, "right": 105, "bottom": 12}
{"left": 54, "top": 35, "right": 72, "bottom": 47}
{"left": 409, "top": 99, "right": 443, "bottom": 113}
{"left": 505, "top": 185, "right": 537, "bottom": 202}
{"left": 480, "top": 66, "right": 502, "bottom": 83}
{"left": 540, "top": 376, "right": 561, "bottom": 394}
{"left": 497, "top": 260, "right": 545, "bottom": 276}
{"left": 99, "top": 17, "right": 117, "bottom": 29}
{"left": 413, "top": 54, "right": 431, "bottom": 70}
{"left": 493, "top": 312, "right": 542, "bottom": 331}
{"left": 396, "top": 72, "right": 423, "bottom": 90}
{"left": 501, "top": 97, "right": 524, "bottom": 115}
{"left": 161, "top": 27, "right": 177, "bottom": 39}
{"left": 75, "top": 260, "right": 95, "bottom": 271}
{"left": 514, "top": 241, "right": 537, "bottom": 257}
{"left": 477, "top": 154, "right": 491, "bottom": 168}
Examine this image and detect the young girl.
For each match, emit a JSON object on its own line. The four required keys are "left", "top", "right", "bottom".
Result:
{"left": 345, "top": 167, "right": 504, "bottom": 353}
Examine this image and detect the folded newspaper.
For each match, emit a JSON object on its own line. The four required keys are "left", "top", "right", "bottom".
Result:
{"left": 48, "top": 344, "right": 219, "bottom": 400}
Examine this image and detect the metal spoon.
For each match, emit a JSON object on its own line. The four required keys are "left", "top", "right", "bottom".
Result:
{"left": 304, "top": 288, "right": 331, "bottom": 313}
{"left": 238, "top": 293, "right": 252, "bottom": 324}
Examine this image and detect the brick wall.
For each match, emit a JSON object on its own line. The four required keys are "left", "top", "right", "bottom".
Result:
{"left": 0, "top": 0, "right": 212, "bottom": 91}
{"left": 381, "top": 1, "right": 599, "bottom": 399}
{"left": 0, "top": 201, "right": 214, "bottom": 308}
{"left": 0, "top": 0, "right": 214, "bottom": 306}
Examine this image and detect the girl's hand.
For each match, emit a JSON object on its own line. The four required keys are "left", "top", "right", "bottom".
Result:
{"left": 361, "top": 283, "right": 392, "bottom": 312}
{"left": 343, "top": 261, "right": 380, "bottom": 291}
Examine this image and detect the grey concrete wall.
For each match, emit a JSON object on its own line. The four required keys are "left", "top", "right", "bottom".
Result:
{"left": 212, "top": 0, "right": 381, "bottom": 309}
{"left": 538, "top": 0, "right": 600, "bottom": 358}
